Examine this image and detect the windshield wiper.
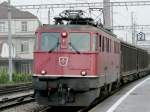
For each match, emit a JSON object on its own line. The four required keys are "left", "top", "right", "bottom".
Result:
{"left": 69, "top": 42, "right": 80, "bottom": 54}
{"left": 48, "top": 42, "right": 60, "bottom": 53}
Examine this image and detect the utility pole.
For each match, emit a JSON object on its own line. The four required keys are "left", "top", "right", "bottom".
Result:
{"left": 48, "top": 8, "right": 51, "bottom": 24}
{"left": 131, "top": 12, "right": 136, "bottom": 45}
{"left": 8, "top": 0, "right": 13, "bottom": 82}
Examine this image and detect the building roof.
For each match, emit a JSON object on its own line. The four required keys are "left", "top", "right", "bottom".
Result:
{"left": 0, "top": 2, "right": 37, "bottom": 19}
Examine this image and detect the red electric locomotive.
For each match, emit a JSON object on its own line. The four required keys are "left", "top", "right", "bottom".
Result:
{"left": 33, "top": 10, "right": 149, "bottom": 106}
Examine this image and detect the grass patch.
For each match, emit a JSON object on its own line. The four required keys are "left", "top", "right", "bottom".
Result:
{"left": 13, "top": 73, "right": 32, "bottom": 83}
{"left": 0, "top": 67, "right": 9, "bottom": 84}
{"left": 0, "top": 67, "right": 32, "bottom": 85}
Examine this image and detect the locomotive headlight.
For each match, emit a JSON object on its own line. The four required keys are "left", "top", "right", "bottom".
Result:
{"left": 81, "top": 71, "right": 87, "bottom": 76}
{"left": 61, "top": 32, "right": 67, "bottom": 38}
{"left": 41, "top": 70, "right": 46, "bottom": 75}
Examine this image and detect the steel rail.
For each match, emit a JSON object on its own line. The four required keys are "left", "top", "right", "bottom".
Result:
{"left": 37, "top": 106, "right": 51, "bottom": 112}
{"left": 0, "top": 83, "right": 33, "bottom": 95}
{"left": 0, "top": 94, "right": 34, "bottom": 110}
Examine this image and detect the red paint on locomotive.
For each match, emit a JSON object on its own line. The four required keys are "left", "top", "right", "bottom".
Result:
{"left": 32, "top": 10, "right": 149, "bottom": 107}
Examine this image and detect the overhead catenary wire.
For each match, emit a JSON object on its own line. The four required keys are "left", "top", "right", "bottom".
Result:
{"left": 12, "top": 1, "right": 150, "bottom": 9}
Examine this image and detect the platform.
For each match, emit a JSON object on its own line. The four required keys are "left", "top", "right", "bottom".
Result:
{"left": 90, "top": 76, "right": 150, "bottom": 112}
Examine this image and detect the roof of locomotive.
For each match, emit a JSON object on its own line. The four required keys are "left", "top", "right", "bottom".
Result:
{"left": 36, "top": 24, "right": 117, "bottom": 38}
{"left": 36, "top": 10, "right": 118, "bottom": 40}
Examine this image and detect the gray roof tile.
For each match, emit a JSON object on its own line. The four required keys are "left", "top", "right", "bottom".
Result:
{"left": 0, "top": 2, "right": 37, "bottom": 19}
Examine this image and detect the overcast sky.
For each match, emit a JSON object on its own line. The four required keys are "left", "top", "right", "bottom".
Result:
{"left": 0, "top": 0, "right": 150, "bottom": 43}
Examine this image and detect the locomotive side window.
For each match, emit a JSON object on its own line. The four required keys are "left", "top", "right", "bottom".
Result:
{"left": 114, "top": 41, "right": 116, "bottom": 53}
{"left": 106, "top": 38, "right": 109, "bottom": 52}
{"left": 114, "top": 42, "right": 119, "bottom": 54}
{"left": 110, "top": 39, "right": 111, "bottom": 52}
{"left": 102, "top": 36, "right": 105, "bottom": 52}
{"left": 69, "top": 33, "right": 90, "bottom": 52}
{"left": 117, "top": 42, "right": 120, "bottom": 53}
{"left": 92, "top": 34, "right": 97, "bottom": 51}
{"left": 41, "top": 33, "right": 60, "bottom": 51}
{"left": 99, "top": 35, "right": 101, "bottom": 47}
{"left": 116, "top": 43, "right": 118, "bottom": 53}
{"left": 99, "top": 35, "right": 101, "bottom": 51}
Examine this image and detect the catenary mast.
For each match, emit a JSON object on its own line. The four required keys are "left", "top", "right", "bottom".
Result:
{"left": 8, "top": 0, "right": 13, "bottom": 81}
{"left": 103, "top": 0, "right": 112, "bottom": 30}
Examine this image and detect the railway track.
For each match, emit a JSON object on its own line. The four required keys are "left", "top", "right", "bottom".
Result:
{"left": 37, "top": 106, "right": 51, "bottom": 112}
{"left": 0, "top": 93, "right": 34, "bottom": 110}
{"left": 0, "top": 82, "right": 33, "bottom": 95}
{"left": 1, "top": 76, "right": 146, "bottom": 112}
{"left": 0, "top": 82, "right": 34, "bottom": 111}
{"left": 31, "top": 90, "right": 121, "bottom": 112}
{"left": 38, "top": 75, "right": 150, "bottom": 112}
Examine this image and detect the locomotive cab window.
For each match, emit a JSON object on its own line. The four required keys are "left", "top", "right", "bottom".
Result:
{"left": 41, "top": 33, "right": 60, "bottom": 51}
{"left": 69, "top": 33, "right": 90, "bottom": 52}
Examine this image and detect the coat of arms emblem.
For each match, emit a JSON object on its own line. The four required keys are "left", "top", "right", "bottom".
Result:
{"left": 59, "top": 57, "right": 69, "bottom": 66}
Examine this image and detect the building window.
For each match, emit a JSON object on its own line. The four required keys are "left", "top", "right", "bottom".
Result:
{"left": 21, "top": 41, "right": 29, "bottom": 52}
{"left": 0, "top": 22, "right": 5, "bottom": 32}
{"left": 21, "top": 21, "right": 27, "bottom": 32}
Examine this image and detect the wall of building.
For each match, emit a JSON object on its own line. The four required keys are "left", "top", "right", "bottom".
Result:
{"left": 0, "top": 19, "right": 39, "bottom": 34}
{"left": 0, "top": 19, "right": 40, "bottom": 59}
{"left": 13, "top": 37, "right": 35, "bottom": 59}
